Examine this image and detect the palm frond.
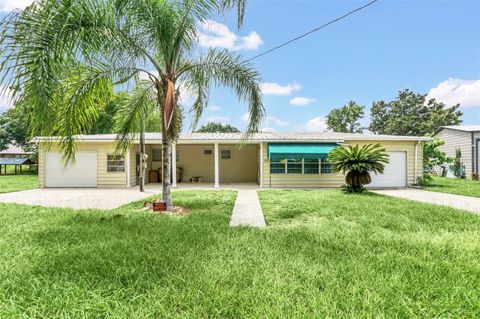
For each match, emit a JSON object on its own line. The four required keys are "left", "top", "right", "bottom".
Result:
{"left": 114, "top": 81, "right": 157, "bottom": 154}
{"left": 178, "top": 48, "right": 264, "bottom": 135}
{"left": 328, "top": 143, "right": 390, "bottom": 175}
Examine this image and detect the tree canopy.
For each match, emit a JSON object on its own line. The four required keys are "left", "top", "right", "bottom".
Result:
{"left": 369, "top": 89, "right": 463, "bottom": 136}
{"left": 195, "top": 122, "right": 240, "bottom": 133}
{"left": 0, "top": 102, "right": 37, "bottom": 151}
{"left": 326, "top": 101, "right": 365, "bottom": 133}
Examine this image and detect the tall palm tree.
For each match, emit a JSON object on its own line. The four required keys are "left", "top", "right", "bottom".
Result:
{"left": 0, "top": 0, "right": 264, "bottom": 209}
{"left": 328, "top": 144, "right": 389, "bottom": 192}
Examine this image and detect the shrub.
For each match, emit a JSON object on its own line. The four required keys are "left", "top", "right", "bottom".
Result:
{"left": 341, "top": 184, "right": 367, "bottom": 193}
{"left": 453, "top": 148, "right": 463, "bottom": 178}
{"left": 328, "top": 144, "right": 389, "bottom": 193}
{"left": 416, "top": 173, "right": 433, "bottom": 186}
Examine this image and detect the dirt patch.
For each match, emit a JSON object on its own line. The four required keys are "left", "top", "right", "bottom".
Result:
{"left": 141, "top": 201, "right": 190, "bottom": 216}
{"left": 155, "top": 206, "right": 190, "bottom": 216}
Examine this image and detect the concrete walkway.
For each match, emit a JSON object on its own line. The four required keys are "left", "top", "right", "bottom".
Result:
{"left": 230, "top": 190, "right": 266, "bottom": 227}
{"left": 373, "top": 188, "right": 480, "bottom": 214}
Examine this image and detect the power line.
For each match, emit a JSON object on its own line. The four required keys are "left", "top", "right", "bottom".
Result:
{"left": 247, "top": 0, "right": 380, "bottom": 61}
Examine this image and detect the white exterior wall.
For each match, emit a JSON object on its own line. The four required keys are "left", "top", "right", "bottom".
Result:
{"left": 436, "top": 129, "right": 474, "bottom": 178}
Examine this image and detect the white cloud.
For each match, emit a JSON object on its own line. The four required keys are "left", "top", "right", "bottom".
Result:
{"left": 198, "top": 20, "right": 263, "bottom": 51}
{"left": 299, "top": 117, "right": 328, "bottom": 132}
{"left": 0, "top": 85, "right": 14, "bottom": 111}
{"left": 0, "top": 0, "right": 34, "bottom": 12}
{"left": 260, "top": 82, "right": 301, "bottom": 96}
{"left": 207, "top": 105, "right": 220, "bottom": 111}
{"left": 264, "top": 116, "right": 289, "bottom": 127}
{"left": 242, "top": 113, "right": 288, "bottom": 128}
{"left": 427, "top": 78, "right": 480, "bottom": 108}
{"left": 289, "top": 97, "right": 315, "bottom": 106}
{"left": 206, "top": 116, "right": 230, "bottom": 124}
{"left": 260, "top": 127, "right": 276, "bottom": 133}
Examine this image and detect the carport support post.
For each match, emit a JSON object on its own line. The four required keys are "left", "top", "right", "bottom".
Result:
{"left": 139, "top": 129, "right": 145, "bottom": 192}
{"left": 214, "top": 143, "right": 219, "bottom": 188}
{"left": 172, "top": 143, "right": 177, "bottom": 187}
{"left": 259, "top": 143, "right": 263, "bottom": 187}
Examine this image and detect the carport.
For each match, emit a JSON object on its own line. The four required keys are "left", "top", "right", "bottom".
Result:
{"left": 0, "top": 158, "right": 35, "bottom": 175}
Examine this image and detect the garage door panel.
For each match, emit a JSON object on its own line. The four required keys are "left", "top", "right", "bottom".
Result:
{"left": 45, "top": 151, "right": 97, "bottom": 187}
{"left": 369, "top": 151, "right": 407, "bottom": 188}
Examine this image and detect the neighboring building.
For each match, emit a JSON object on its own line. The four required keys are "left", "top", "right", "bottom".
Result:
{"left": 0, "top": 144, "right": 33, "bottom": 159}
{"left": 434, "top": 126, "right": 480, "bottom": 179}
{"left": 33, "top": 132, "right": 429, "bottom": 189}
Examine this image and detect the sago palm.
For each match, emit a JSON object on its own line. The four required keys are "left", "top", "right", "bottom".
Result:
{"left": 0, "top": 0, "right": 264, "bottom": 209}
{"left": 328, "top": 144, "right": 389, "bottom": 192}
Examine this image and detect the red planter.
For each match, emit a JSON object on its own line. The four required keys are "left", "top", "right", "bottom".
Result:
{"left": 153, "top": 201, "right": 166, "bottom": 212}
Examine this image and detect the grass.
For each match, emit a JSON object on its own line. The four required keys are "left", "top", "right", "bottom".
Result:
{"left": 2, "top": 164, "right": 38, "bottom": 175}
{"left": 1, "top": 190, "right": 479, "bottom": 318}
{"left": 423, "top": 175, "right": 480, "bottom": 198}
{"left": 0, "top": 174, "right": 38, "bottom": 193}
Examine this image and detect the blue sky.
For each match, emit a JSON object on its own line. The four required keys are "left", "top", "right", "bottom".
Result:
{"left": 1, "top": 0, "right": 479, "bottom": 132}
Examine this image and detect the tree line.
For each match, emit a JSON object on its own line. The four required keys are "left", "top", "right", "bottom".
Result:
{"left": 326, "top": 89, "right": 463, "bottom": 136}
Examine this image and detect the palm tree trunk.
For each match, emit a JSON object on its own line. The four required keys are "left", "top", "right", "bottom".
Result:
{"left": 157, "top": 79, "right": 174, "bottom": 210}
{"left": 162, "top": 140, "right": 173, "bottom": 209}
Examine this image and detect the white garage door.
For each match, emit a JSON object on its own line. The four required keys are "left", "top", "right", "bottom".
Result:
{"left": 45, "top": 151, "right": 97, "bottom": 187}
{"left": 369, "top": 151, "right": 407, "bottom": 188}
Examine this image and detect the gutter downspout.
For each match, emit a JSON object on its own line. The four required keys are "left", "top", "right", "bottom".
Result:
{"left": 414, "top": 141, "right": 419, "bottom": 183}
{"left": 126, "top": 147, "right": 131, "bottom": 188}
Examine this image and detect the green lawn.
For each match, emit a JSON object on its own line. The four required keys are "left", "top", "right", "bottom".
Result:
{"left": 423, "top": 175, "right": 480, "bottom": 198}
{"left": 0, "top": 174, "right": 38, "bottom": 193}
{"left": 1, "top": 190, "right": 479, "bottom": 318}
{"left": 2, "top": 164, "right": 38, "bottom": 175}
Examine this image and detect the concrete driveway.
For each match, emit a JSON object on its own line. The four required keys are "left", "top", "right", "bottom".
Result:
{"left": 372, "top": 188, "right": 480, "bottom": 214}
{"left": 0, "top": 186, "right": 162, "bottom": 210}
{"left": 0, "top": 183, "right": 257, "bottom": 210}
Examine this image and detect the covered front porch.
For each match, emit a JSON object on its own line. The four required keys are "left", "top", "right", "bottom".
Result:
{"left": 129, "top": 142, "right": 262, "bottom": 188}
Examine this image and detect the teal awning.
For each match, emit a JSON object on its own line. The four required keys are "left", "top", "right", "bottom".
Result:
{"left": 268, "top": 143, "right": 337, "bottom": 160}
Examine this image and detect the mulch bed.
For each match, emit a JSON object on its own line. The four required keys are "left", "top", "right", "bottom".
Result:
{"left": 141, "top": 201, "right": 190, "bottom": 216}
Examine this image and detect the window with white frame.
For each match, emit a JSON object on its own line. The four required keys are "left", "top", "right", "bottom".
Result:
{"left": 176, "top": 149, "right": 180, "bottom": 162}
{"left": 269, "top": 158, "right": 332, "bottom": 175}
{"left": 107, "top": 154, "right": 125, "bottom": 172}
{"left": 152, "top": 149, "right": 162, "bottom": 162}
{"left": 286, "top": 158, "right": 302, "bottom": 174}
{"left": 320, "top": 159, "right": 333, "bottom": 174}
{"left": 304, "top": 158, "right": 320, "bottom": 174}
{"left": 221, "top": 149, "right": 231, "bottom": 159}
{"left": 270, "top": 158, "right": 285, "bottom": 174}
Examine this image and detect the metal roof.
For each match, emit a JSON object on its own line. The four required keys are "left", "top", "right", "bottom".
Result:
{"left": 33, "top": 132, "right": 431, "bottom": 143}
{"left": 438, "top": 125, "right": 480, "bottom": 133}
{"left": 0, "top": 144, "right": 33, "bottom": 155}
{"left": 0, "top": 158, "right": 34, "bottom": 165}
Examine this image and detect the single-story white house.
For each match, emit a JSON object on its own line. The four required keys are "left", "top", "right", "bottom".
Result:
{"left": 434, "top": 125, "right": 480, "bottom": 178}
{"left": 0, "top": 144, "right": 33, "bottom": 159}
{"left": 34, "top": 132, "right": 429, "bottom": 189}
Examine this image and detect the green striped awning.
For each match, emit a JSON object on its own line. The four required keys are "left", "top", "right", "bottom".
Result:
{"left": 268, "top": 143, "right": 337, "bottom": 160}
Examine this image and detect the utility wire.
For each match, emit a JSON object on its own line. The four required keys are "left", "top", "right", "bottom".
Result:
{"left": 247, "top": 0, "right": 380, "bottom": 61}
